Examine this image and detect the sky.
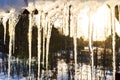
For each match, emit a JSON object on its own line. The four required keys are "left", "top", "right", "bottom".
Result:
{"left": 0, "top": 0, "right": 108, "bottom": 8}
{"left": 0, "top": 0, "right": 26, "bottom": 10}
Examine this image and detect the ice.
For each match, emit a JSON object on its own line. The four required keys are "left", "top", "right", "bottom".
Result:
{"left": 34, "top": 13, "right": 41, "bottom": 80}
{"left": 111, "top": 7, "right": 116, "bottom": 80}
{"left": 0, "top": 0, "right": 119, "bottom": 80}
{"left": 57, "top": 60, "right": 68, "bottom": 80}
{"left": 2, "top": 13, "right": 10, "bottom": 44}
{"left": 46, "top": 21, "right": 52, "bottom": 72}
{"left": 8, "top": 9, "right": 20, "bottom": 80}
{"left": 28, "top": 13, "right": 32, "bottom": 80}
{"left": 88, "top": 11, "right": 95, "bottom": 80}
{"left": 73, "top": 16, "right": 77, "bottom": 80}
{"left": 41, "top": 13, "right": 46, "bottom": 68}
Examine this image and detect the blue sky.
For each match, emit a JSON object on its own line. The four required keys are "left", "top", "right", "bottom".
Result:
{"left": 0, "top": 0, "right": 26, "bottom": 10}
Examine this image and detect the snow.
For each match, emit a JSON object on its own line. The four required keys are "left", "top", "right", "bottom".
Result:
{"left": 57, "top": 60, "right": 113, "bottom": 80}
{"left": 57, "top": 60, "right": 68, "bottom": 80}
{"left": 0, "top": 70, "right": 113, "bottom": 80}
{"left": 0, "top": 73, "right": 27, "bottom": 80}
{"left": 0, "top": 52, "right": 114, "bottom": 80}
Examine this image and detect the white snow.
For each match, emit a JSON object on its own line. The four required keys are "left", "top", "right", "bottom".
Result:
{"left": 57, "top": 60, "right": 68, "bottom": 80}
{"left": 0, "top": 73, "right": 27, "bottom": 80}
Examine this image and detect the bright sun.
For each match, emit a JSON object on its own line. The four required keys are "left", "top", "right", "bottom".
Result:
{"left": 77, "top": 4, "right": 112, "bottom": 41}
{"left": 54, "top": 4, "right": 120, "bottom": 41}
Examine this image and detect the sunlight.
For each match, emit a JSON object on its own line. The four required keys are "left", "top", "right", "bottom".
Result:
{"left": 53, "top": 3, "right": 120, "bottom": 41}
{"left": 77, "top": 4, "right": 112, "bottom": 41}
{"left": 92, "top": 4, "right": 111, "bottom": 41}
{"left": 77, "top": 7, "right": 89, "bottom": 40}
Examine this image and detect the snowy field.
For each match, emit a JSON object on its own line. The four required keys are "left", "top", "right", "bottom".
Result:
{"left": 0, "top": 52, "right": 114, "bottom": 80}
{"left": 0, "top": 73, "right": 27, "bottom": 80}
{"left": 57, "top": 60, "right": 113, "bottom": 80}
{"left": 0, "top": 68, "right": 113, "bottom": 80}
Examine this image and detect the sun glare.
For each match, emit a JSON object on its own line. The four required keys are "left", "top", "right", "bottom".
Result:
{"left": 92, "top": 4, "right": 111, "bottom": 41}
{"left": 77, "top": 4, "right": 112, "bottom": 41}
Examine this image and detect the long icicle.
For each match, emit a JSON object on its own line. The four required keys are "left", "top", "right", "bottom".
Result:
{"left": 89, "top": 13, "right": 94, "bottom": 80}
{"left": 38, "top": 25, "right": 41, "bottom": 80}
{"left": 8, "top": 20, "right": 13, "bottom": 80}
{"left": 73, "top": 16, "right": 77, "bottom": 80}
{"left": 111, "top": 6, "right": 116, "bottom": 80}
{"left": 8, "top": 30, "right": 13, "bottom": 80}
{"left": 46, "top": 21, "right": 52, "bottom": 73}
{"left": 42, "top": 13, "right": 46, "bottom": 68}
{"left": 28, "top": 13, "right": 32, "bottom": 80}
{"left": 37, "top": 12, "right": 41, "bottom": 80}
{"left": 8, "top": 10, "right": 18, "bottom": 80}
{"left": 3, "top": 17, "right": 8, "bottom": 44}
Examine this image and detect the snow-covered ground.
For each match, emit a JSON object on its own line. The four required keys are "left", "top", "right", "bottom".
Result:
{"left": 0, "top": 52, "right": 114, "bottom": 80}
{"left": 0, "top": 65, "right": 114, "bottom": 80}
{"left": 57, "top": 60, "right": 113, "bottom": 80}
{"left": 0, "top": 73, "right": 27, "bottom": 80}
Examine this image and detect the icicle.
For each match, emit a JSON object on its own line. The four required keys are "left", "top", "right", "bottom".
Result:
{"left": 34, "top": 12, "right": 41, "bottom": 80}
{"left": 2, "top": 13, "right": 11, "bottom": 44}
{"left": 28, "top": 13, "right": 33, "bottom": 80}
{"left": 8, "top": 10, "right": 19, "bottom": 80}
{"left": 37, "top": 25, "right": 41, "bottom": 80}
{"left": 2, "top": 17, "right": 8, "bottom": 44}
{"left": 46, "top": 21, "right": 52, "bottom": 73}
{"left": 8, "top": 29, "right": 12, "bottom": 80}
{"left": 73, "top": 16, "right": 77, "bottom": 80}
{"left": 41, "top": 13, "right": 46, "bottom": 68}
{"left": 89, "top": 12, "right": 94, "bottom": 80}
{"left": 111, "top": 7, "right": 116, "bottom": 80}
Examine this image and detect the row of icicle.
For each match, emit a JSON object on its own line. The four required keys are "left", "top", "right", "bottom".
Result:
{"left": 1, "top": 3, "right": 118, "bottom": 80}
{"left": 1, "top": 1, "right": 62, "bottom": 79}
{"left": 1, "top": 5, "right": 74, "bottom": 80}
